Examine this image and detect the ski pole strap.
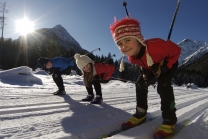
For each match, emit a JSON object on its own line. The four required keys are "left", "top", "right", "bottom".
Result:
{"left": 155, "top": 59, "right": 164, "bottom": 77}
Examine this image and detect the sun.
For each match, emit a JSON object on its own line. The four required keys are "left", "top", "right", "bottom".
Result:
{"left": 15, "top": 18, "right": 34, "bottom": 35}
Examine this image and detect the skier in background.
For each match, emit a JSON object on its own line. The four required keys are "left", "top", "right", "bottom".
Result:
{"left": 74, "top": 53, "right": 115, "bottom": 104}
{"left": 37, "top": 57, "right": 74, "bottom": 95}
{"left": 110, "top": 16, "right": 181, "bottom": 138}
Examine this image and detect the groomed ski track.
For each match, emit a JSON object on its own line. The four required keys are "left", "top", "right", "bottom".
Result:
{"left": 0, "top": 85, "right": 208, "bottom": 139}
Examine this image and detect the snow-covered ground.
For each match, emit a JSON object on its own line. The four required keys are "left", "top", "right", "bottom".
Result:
{"left": 0, "top": 66, "right": 208, "bottom": 139}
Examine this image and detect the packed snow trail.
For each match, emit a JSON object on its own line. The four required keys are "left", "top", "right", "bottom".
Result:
{"left": 106, "top": 94, "right": 208, "bottom": 139}
{"left": 0, "top": 76, "right": 208, "bottom": 139}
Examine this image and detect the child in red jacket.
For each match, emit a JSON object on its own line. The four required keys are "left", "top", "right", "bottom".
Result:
{"left": 110, "top": 17, "right": 181, "bottom": 138}
{"left": 74, "top": 53, "right": 115, "bottom": 104}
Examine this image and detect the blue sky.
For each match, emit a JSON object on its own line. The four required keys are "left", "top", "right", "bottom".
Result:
{"left": 2, "top": 0, "right": 208, "bottom": 60}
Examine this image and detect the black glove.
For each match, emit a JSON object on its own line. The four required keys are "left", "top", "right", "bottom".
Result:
{"left": 61, "top": 66, "right": 71, "bottom": 75}
{"left": 141, "top": 68, "right": 152, "bottom": 80}
{"left": 92, "top": 76, "right": 102, "bottom": 84}
{"left": 160, "top": 63, "right": 169, "bottom": 74}
{"left": 93, "top": 75, "right": 110, "bottom": 83}
{"left": 99, "top": 79, "right": 110, "bottom": 83}
{"left": 151, "top": 63, "right": 160, "bottom": 75}
{"left": 49, "top": 68, "right": 60, "bottom": 74}
{"left": 151, "top": 60, "right": 169, "bottom": 77}
{"left": 93, "top": 75, "right": 101, "bottom": 80}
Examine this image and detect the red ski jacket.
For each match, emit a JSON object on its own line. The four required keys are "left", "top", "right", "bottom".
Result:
{"left": 128, "top": 38, "right": 181, "bottom": 70}
{"left": 94, "top": 62, "right": 115, "bottom": 80}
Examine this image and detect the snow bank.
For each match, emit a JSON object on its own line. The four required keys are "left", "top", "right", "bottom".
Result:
{"left": 0, "top": 66, "right": 43, "bottom": 85}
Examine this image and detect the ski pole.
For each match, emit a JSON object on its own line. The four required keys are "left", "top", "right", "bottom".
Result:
{"left": 123, "top": 1, "right": 129, "bottom": 17}
{"left": 157, "top": 0, "right": 181, "bottom": 74}
{"left": 111, "top": 77, "right": 136, "bottom": 83}
{"left": 167, "top": 0, "right": 181, "bottom": 40}
{"left": 85, "top": 48, "right": 100, "bottom": 56}
{"left": 103, "top": 54, "right": 116, "bottom": 64}
{"left": 70, "top": 48, "right": 100, "bottom": 60}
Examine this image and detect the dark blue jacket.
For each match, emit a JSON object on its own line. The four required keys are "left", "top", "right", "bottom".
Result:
{"left": 50, "top": 57, "right": 74, "bottom": 71}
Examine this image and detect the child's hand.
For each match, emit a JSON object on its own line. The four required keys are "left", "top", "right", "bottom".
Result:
{"left": 93, "top": 75, "right": 109, "bottom": 83}
{"left": 140, "top": 68, "right": 153, "bottom": 81}
{"left": 151, "top": 63, "right": 160, "bottom": 77}
{"left": 50, "top": 68, "right": 60, "bottom": 73}
{"left": 143, "top": 74, "right": 148, "bottom": 80}
{"left": 99, "top": 79, "right": 110, "bottom": 83}
{"left": 93, "top": 76, "right": 102, "bottom": 81}
{"left": 160, "top": 64, "right": 169, "bottom": 75}
{"left": 151, "top": 60, "right": 169, "bottom": 77}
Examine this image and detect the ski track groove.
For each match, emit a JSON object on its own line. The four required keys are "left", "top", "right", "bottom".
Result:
{"left": 107, "top": 98, "right": 208, "bottom": 139}
{"left": 0, "top": 92, "right": 208, "bottom": 117}
{"left": 0, "top": 106, "right": 125, "bottom": 139}
{"left": 0, "top": 87, "right": 208, "bottom": 139}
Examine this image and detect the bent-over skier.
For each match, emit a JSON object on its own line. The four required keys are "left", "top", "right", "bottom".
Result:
{"left": 37, "top": 57, "right": 74, "bottom": 95}
{"left": 110, "top": 16, "right": 181, "bottom": 138}
{"left": 74, "top": 54, "right": 115, "bottom": 104}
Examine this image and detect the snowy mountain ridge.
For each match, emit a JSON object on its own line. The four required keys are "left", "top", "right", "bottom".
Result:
{"left": 17, "top": 24, "right": 84, "bottom": 53}
{"left": 177, "top": 38, "right": 208, "bottom": 67}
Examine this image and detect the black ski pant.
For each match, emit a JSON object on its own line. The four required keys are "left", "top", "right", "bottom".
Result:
{"left": 86, "top": 80, "right": 102, "bottom": 97}
{"left": 136, "top": 61, "right": 178, "bottom": 124}
{"left": 52, "top": 66, "right": 71, "bottom": 91}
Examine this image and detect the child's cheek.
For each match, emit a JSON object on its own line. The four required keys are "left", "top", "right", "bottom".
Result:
{"left": 118, "top": 47, "right": 123, "bottom": 52}
{"left": 121, "top": 50, "right": 125, "bottom": 54}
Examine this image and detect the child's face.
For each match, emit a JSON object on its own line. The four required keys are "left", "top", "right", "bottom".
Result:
{"left": 46, "top": 61, "right": 52, "bottom": 69}
{"left": 116, "top": 37, "right": 142, "bottom": 56}
{"left": 82, "top": 63, "right": 91, "bottom": 73}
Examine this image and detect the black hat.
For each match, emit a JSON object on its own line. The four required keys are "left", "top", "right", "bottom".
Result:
{"left": 37, "top": 57, "right": 49, "bottom": 68}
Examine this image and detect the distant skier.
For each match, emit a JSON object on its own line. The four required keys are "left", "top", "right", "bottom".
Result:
{"left": 74, "top": 54, "right": 115, "bottom": 104}
{"left": 37, "top": 57, "right": 74, "bottom": 95}
{"left": 110, "top": 17, "right": 181, "bottom": 138}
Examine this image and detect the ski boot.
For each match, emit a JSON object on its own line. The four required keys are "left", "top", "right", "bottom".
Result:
{"left": 53, "top": 90, "right": 66, "bottom": 95}
{"left": 121, "top": 107, "right": 147, "bottom": 130}
{"left": 153, "top": 120, "right": 176, "bottom": 139}
{"left": 91, "top": 95, "right": 103, "bottom": 104}
{"left": 53, "top": 87, "right": 66, "bottom": 95}
{"left": 81, "top": 95, "right": 94, "bottom": 102}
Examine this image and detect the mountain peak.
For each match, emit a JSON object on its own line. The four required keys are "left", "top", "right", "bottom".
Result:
{"left": 17, "top": 24, "right": 83, "bottom": 53}
{"left": 183, "top": 38, "right": 192, "bottom": 42}
{"left": 178, "top": 38, "right": 192, "bottom": 44}
{"left": 53, "top": 24, "right": 64, "bottom": 28}
{"left": 178, "top": 39, "right": 208, "bottom": 66}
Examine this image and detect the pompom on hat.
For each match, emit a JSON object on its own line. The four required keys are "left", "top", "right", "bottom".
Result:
{"left": 110, "top": 17, "right": 154, "bottom": 68}
{"left": 110, "top": 17, "right": 146, "bottom": 46}
{"left": 74, "top": 53, "right": 94, "bottom": 70}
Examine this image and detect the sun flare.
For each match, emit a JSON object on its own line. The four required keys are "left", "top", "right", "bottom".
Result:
{"left": 15, "top": 18, "right": 34, "bottom": 35}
